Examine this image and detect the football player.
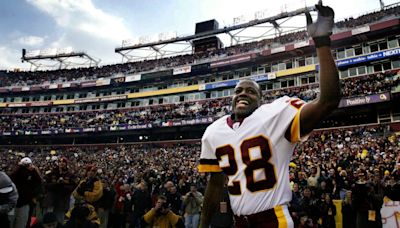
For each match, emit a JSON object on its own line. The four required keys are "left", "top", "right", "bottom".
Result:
{"left": 199, "top": 3, "right": 340, "bottom": 228}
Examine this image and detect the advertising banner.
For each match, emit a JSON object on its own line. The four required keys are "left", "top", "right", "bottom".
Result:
{"left": 125, "top": 74, "right": 141, "bottom": 82}
{"left": 336, "top": 47, "right": 400, "bottom": 67}
{"left": 338, "top": 92, "right": 390, "bottom": 108}
{"left": 173, "top": 66, "right": 191, "bottom": 75}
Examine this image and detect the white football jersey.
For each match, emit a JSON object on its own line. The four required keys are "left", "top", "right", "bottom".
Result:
{"left": 199, "top": 96, "right": 306, "bottom": 216}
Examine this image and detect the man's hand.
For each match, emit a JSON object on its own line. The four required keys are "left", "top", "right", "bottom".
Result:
{"left": 306, "top": 3, "right": 334, "bottom": 48}
{"left": 306, "top": 4, "right": 334, "bottom": 38}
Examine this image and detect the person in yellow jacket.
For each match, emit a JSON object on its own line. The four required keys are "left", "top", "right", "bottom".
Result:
{"left": 72, "top": 164, "right": 103, "bottom": 205}
{"left": 143, "top": 195, "right": 184, "bottom": 228}
{"left": 64, "top": 198, "right": 100, "bottom": 228}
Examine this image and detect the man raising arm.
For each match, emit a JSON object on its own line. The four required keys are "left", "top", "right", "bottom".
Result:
{"left": 199, "top": 3, "right": 340, "bottom": 228}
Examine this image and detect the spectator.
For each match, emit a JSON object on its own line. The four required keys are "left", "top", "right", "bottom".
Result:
{"left": 11, "top": 157, "right": 43, "bottom": 228}
{"left": 96, "top": 179, "right": 115, "bottom": 228}
{"left": 130, "top": 181, "right": 152, "bottom": 228}
{"left": 72, "top": 164, "right": 103, "bottom": 207}
{"left": 319, "top": 194, "right": 336, "bottom": 228}
{"left": 0, "top": 171, "right": 18, "bottom": 227}
{"left": 299, "top": 187, "right": 320, "bottom": 225}
{"left": 42, "top": 157, "right": 77, "bottom": 223}
{"left": 352, "top": 181, "right": 383, "bottom": 228}
{"left": 182, "top": 185, "right": 203, "bottom": 228}
{"left": 64, "top": 198, "right": 100, "bottom": 228}
{"left": 31, "top": 212, "right": 63, "bottom": 228}
{"left": 342, "top": 190, "right": 356, "bottom": 228}
{"left": 143, "top": 195, "right": 184, "bottom": 228}
{"left": 165, "top": 186, "right": 182, "bottom": 215}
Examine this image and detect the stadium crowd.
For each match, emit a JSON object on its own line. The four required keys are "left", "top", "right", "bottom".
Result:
{"left": 335, "top": 4, "right": 400, "bottom": 28}
{"left": 1, "top": 4, "right": 399, "bottom": 88}
{"left": 0, "top": 124, "right": 399, "bottom": 227}
{"left": 0, "top": 70, "right": 398, "bottom": 133}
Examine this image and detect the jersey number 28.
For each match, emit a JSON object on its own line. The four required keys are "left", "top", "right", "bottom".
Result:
{"left": 216, "top": 135, "right": 277, "bottom": 195}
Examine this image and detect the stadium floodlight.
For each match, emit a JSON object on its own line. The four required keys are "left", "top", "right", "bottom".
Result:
{"left": 22, "top": 47, "right": 100, "bottom": 70}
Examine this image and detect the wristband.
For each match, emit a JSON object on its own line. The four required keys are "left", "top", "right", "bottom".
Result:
{"left": 313, "top": 36, "right": 331, "bottom": 48}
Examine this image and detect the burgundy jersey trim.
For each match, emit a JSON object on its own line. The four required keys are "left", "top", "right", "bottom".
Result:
{"left": 227, "top": 115, "right": 244, "bottom": 129}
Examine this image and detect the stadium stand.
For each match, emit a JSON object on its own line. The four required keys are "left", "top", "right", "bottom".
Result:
{"left": 0, "top": 3, "right": 400, "bottom": 228}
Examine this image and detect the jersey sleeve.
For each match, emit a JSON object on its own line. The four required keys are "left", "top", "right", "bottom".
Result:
{"left": 198, "top": 131, "right": 222, "bottom": 173}
{"left": 287, "top": 98, "right": 309, "bottom": 143}
{"left": 267, "top": 96, "right": 308, "bottom": 143}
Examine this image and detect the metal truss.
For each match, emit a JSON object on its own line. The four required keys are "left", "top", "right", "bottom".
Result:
{"left": 115, "top": 6, "right": 317, "bottom": 63}
{"left": 22, "top": 52, "right": 101, "bottom": 71}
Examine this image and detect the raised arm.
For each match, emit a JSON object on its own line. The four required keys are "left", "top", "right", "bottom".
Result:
{"left": 200, "top": 172, "right": 225, "bottom": 228}
{"left": 299, "top": 4, "right": 341, "bottom": 136}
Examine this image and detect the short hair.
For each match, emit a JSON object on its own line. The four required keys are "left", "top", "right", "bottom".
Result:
{"left": 236, "top": 78, "right": 262, "bottom": 97}
{"left": 158, "top": 195, "right": 167, "bottom": 201}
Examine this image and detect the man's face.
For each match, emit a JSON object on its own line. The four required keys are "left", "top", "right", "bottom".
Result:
{"left": 232, "top": 80, "right": 261, "bottom": 120}
{"left": 87, "top": 169, "right": 96, "bottom": 178}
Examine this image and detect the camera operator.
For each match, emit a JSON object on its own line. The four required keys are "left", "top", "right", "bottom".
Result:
{"left": 143, "top": 195, "right": 184, "bottom": 228}
{"left": 183, "top": 185, "right": 203, "bottom": 228}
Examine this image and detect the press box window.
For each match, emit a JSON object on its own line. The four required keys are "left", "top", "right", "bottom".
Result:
{"left": 354, "top": 46, "right": 363, "bottom": 56}
{"left": 388, "top": 36, "right": 399, "bottom": 49}
{"left": 383, "top": 61, "right": 392, "bottom": 71}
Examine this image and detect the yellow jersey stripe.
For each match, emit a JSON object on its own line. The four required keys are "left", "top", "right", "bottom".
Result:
{"left": 290, "top": 108, "right": 302, "bottom": 143}
{"left": 198, "top": 164, "right": 222, "bottom": 172}
{"left": 274, "top": 205, "right": 288, "bottom": 228}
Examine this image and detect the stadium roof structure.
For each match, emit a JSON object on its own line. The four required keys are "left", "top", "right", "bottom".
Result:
{"left": 115, "top": 5, "right": 317, "bottom": 62}
{"left": 21, "top": 47, "right": 101, "bottom": 71}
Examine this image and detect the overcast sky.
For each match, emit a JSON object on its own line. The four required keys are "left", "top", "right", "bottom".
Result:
{"left": 0, "top": 0, "right": 397, "bottom": 70}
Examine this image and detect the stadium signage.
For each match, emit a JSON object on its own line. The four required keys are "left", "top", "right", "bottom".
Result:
{"left": 80, "top": 81, "right": 97, "bottom": 88}
{"left": 100, "top": 95, "right": 127, "bottom": 102}
{"left": 6, "top": 101, "right": 52, "bottom": 107}
{"left": 96, "top": 78, "right": 111, "bottom": 86}
{"left": 111, "top": 77, "right": 126, "bottom": 85}
{"left": 125, "top": 74, "right": 141, "bottom": 82}
{"left": 351, "top": 26, "right": 370, "bottom": 35}
{"left": 173, "top": 66, "right": 191, "bottom": 75}
{"left": 142, "top": 69, "right": 173, "bottom": 80}
{"left": 294, "top": 40, "right": 310, "bottom": 49}
{"left": 338, "top": 92, "right": 390, "bottom": 107}
{"left": 205, "top": 74, "right": 271, "bottom": 90}
{"left": 74, "top": 95, "right": 127, "bottom": 104}
{"left": 74, "top": 98, "right": 99, "bottom": 104}
{"left": 30, "top": 101, "right": 53, "bottom": 107}
{"left": 336, "top": 47, "right": 400, "bottom": 67}
{"left": 210, "top": 54, "right": 252, "bottom": 68}
{"left": 191, "top": 63, "right": 210, "bottom": 73}
{"left": 7, "top": 103, "right": 27, "bottom": 107}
